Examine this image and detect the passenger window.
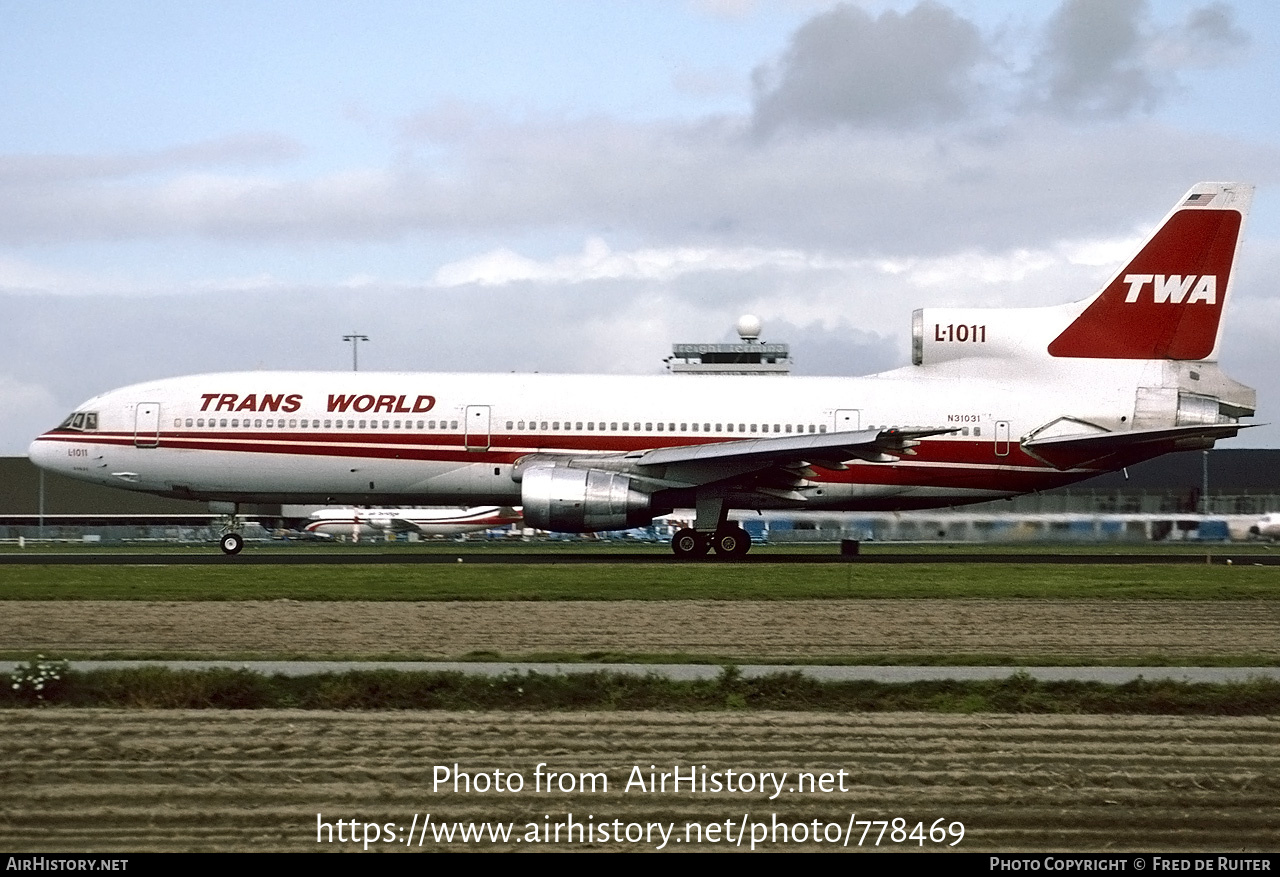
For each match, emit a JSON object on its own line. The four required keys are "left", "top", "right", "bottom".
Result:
{"left": 610, "top": 422, "right": 617, "bottom": 431}
{"left": 622, "top": 422, "right": 629, "bottom": 431}
{"left": 750, "top": 424, "right": 757, "bottom": 433}
{"left": 359, "top": 420, "right": 366, "bottom": 428}
{"left": 576, "top": 422, "right": 583, "bottom": 430}
{"left": 197, "top": 419, "right": 205, "bottom": 427}
{"left": 974, "top": 427, "right": 982, "bottom": 436}
{"left": 727, "top": 424, "right": 734, "bottom": 433}
{"left": 185, "top": 418, "right": 194, "bottom": 427}
{"left": 506, "top": 421, "right": 514, "bottom": 429}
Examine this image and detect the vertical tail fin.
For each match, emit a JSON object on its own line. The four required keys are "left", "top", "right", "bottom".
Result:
{"left": 1048, "top": 182, "right": 1251, "bottom": 361}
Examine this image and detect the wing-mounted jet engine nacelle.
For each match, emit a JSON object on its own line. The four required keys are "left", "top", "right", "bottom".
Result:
{"left": 520, "top": 466, "right": 654, "bottom": 532}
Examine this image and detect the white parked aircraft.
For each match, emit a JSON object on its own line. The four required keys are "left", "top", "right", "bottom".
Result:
{"left": 1248, "top": 513, "right": 1280, "bottom": 540}
{"left": 303, "top": 505, "right": 522, "bottom": 540}
{"left": 29, "top": 183, "right": 1257, "bottom": 558}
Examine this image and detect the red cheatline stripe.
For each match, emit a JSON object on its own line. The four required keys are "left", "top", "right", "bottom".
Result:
{"left": 34, "top": 430, "right": 1067, "bottom": 472}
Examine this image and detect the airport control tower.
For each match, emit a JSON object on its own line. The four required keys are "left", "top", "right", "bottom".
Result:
{"left": 665, "top": 315, "right": 792, "bottom": 376}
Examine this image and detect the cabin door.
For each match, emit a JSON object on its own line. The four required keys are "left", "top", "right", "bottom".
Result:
{"left": 994, "top": 420, "right": 1011, "bottom": 456}
{"left": 834, "top": 409, "right": 861, "bottom": 432}
{"left": 134, "top": 402, "right": 161, "bottom": 448}
{"left": 464, "top": 405, "right": 491, "bottom": 450}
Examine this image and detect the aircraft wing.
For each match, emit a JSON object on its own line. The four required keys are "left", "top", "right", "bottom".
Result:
{"left": 631, "top": 427, "right": 949, "bottom": 472}
{"left": 514, "top": 428, "right": 955, "bottom": 503}
{"left": 1022, "top": 423, "right": 1251, "bottom": 471}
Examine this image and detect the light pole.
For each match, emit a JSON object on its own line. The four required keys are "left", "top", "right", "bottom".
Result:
{"left": 1202, "top": 450, "right": 1210, "bottom": 515}
{"left": 343, "top": 333, "right": 369, "bottom": 372}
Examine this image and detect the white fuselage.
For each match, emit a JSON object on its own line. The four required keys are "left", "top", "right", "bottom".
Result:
{"left": 26, "top": 357, "right": 1162, "bottom": 513}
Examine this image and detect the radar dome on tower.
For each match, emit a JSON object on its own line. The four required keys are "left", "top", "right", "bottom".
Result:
{"left": 736, "top": 314, "right": 763, "bottom": 342}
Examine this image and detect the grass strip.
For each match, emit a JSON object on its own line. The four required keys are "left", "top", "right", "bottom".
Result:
{"left": 2, "top": 563, "right": 1279, "bottom": 600}
{"left": 6, "top": 666, "right": 1280, "bottom": 714}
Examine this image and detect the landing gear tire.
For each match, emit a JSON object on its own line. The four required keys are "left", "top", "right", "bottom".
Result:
{"left": 219, "top": 532, "right": 245, "bottom": 556}
{"left": 712, "top": 524, "right": 751, "bottom": 559}
{"left": 671, "top": 528, "right": 709, "bottom": 559}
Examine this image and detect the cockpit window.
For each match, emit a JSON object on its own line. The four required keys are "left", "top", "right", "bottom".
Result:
{"left": 59, "top": 412, "right": 99, "bottom": 432}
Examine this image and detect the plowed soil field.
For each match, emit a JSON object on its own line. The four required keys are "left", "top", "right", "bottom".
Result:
{"left": 4, "top": 598, "right": 1279, "bottom": 660}
{"left": 2, "top": 709, "right": 1277, "bottom": 852}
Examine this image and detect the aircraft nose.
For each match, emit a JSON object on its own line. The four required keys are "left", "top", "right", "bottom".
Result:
{"left": 27, "top": 435, "right": 61, "bottom": 472}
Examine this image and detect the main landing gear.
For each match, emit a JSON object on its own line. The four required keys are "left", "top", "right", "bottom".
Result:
{"left": 671, "top": 496, "right": 751, "bottom": 560}
{"left": 671, "top": 523, "right": 751, "bottom": 560}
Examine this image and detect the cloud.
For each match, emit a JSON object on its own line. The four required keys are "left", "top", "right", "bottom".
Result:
{"left": 751, "top": 2, "right": 988, "bottom": 134}
{"left": 1025, "top": 0, "right": 1248, "bottom": 119}
{"left": 432, "top": 237, "right": 858, "bottom": 286}
{"left": 2, "top": 113, "right": 1273, "bottom": 256}
{"left": 0, "top": 134, "right": 302, "bottom": 186}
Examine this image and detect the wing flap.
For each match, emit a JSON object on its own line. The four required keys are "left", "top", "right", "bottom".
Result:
{"left": 629, "top": 427, "right": 955, "bottom": 489}
{"left": 633, "top": 427, "right": 950, "bottom": 468}
{"left": 1022, "top": 423, "right": 1251, "bottom": 471}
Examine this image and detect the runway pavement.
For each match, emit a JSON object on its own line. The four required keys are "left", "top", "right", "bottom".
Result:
{"left": 1, "top": 550, "right": 1277, "bottom": 564}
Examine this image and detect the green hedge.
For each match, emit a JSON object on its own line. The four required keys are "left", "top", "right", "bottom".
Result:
{"left": 5, "top": 665, "right": 1280, "bottom": 714}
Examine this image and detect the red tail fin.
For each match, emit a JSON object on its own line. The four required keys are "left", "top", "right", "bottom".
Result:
{"left": 1048, "top": 183, "right": 1251, "bottom": 361}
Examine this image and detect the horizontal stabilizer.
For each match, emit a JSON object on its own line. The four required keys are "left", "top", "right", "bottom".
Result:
{"left": 1022, "top": 423, "right": 1251, "bottom": 471}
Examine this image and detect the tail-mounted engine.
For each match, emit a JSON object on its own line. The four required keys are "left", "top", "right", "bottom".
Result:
{"left": 520, "top": 466, "right": 654, "bottom": 533}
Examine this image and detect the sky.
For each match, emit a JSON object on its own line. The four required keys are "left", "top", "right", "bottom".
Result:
{"left": 5, "top": 0, "right": 1280, "bottom": 452}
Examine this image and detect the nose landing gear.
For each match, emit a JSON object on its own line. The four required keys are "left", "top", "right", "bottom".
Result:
{"left": 213, "top": 501, "right": 246, "bottom": 555}
{"left": 219, "top": 532, "right": 245, "bottom": 555}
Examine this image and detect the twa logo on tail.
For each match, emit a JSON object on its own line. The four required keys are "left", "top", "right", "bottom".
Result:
{"left": 1049, "top": 183, "right": 1250, "bottom": 361}
{"left": 1122, "top": 274, "right": 1217, "bottom": 305}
